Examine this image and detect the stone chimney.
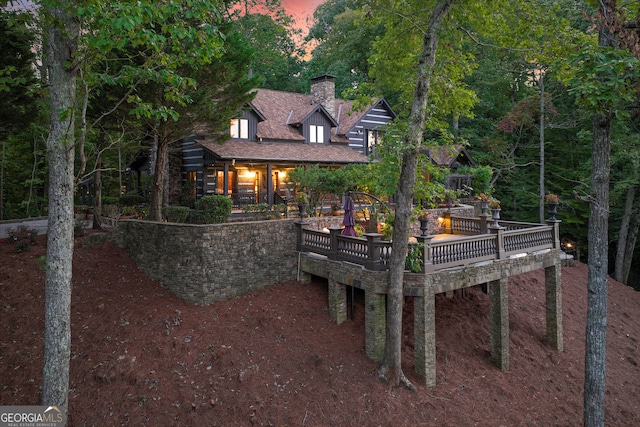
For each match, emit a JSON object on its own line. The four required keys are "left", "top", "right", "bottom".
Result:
{"left": 310, "top": 74, "right": 336, "bottom": 119}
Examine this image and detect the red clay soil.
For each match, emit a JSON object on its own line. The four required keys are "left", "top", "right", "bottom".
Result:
{"left": 1, "top": 232, "right": 639, "bottom": 426}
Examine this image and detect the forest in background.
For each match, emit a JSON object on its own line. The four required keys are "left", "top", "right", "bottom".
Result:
{"left": 1, "top": 0, "right": 639, "bottom": 289}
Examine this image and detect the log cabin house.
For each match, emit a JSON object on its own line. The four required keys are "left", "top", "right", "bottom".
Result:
{"left": 181, "top": 75, "right": 396, "bottom": 208}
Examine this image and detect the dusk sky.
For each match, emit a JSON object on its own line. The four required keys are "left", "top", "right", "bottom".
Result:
{"left": 281, "top": 0, "right": 325, "bottom": 32}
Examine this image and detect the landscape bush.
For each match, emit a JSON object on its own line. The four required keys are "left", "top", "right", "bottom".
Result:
{"left": 195, "top": 195, "right": 232, "bottom": 224}
{"left": 162, "top": 205, "right": 190, "bottom": 223}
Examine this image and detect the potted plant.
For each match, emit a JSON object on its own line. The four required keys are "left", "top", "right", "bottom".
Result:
{"left": 476, "top": 193, "right": 491, "bottom": 214}
{"left": 442, "top": 188, "right": 459, "bottom": 209}
{"left": 489, "top": 198, "right": 501, "bottom": 227}
{"left": 413, "top": 206, "right": 430, "bottom": 236}
{"left": 296, "top": 192, "right": 309, "bottom": 218}
{"left": 545, "top": 194, "right": 559, "bottom": 220}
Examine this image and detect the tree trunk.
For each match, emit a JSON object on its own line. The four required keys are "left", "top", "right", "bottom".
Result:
{"left": 150, "top": 128, "right": 167, "bottom": 222}
{"left": 93, "top": 151, "right": 103, "bottom": 229}
{"left": 42, "top": 3, "right": 79, "bottom": 420}
{"left": 584, "top": 3, "right": 615, "bottom": 426}
{"left": 620, "top": 209, "right": 640, "bottom": 285}
{"left": 613, "top": 184, "right": 636, "bottom": 283}
{"left": 584, "top": 111, "right": 611, "bottom": 427}
{"left": 378, "top": 0, "right": 454, "bottom": 390}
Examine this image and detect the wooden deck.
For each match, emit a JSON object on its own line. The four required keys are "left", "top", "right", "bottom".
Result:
{"left": 296, "top": 213, "right": 561, "bottom": 274}
{"left": 295, "top": 213, "right": 564, "bottom": 388}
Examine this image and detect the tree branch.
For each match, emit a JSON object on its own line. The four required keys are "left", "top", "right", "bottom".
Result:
{"left": 458, "top": 26, "right": 533, "bottom": 51}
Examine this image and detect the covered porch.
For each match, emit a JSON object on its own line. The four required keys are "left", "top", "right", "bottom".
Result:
{"left": 194, "top": 140, "right": 369, "bottom": 209}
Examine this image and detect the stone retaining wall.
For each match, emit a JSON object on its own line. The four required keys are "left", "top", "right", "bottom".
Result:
{"left": 110, "top": 216, "right": 344, "bottom": 305}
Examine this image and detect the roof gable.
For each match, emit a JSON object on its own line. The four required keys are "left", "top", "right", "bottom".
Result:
{"left": 336, "top": 99, "right": 393, "bottom": 134}
{"left": 426, "top": 145, "right": 476, "bottom": 168}
{"left": 249, "top": 88, "right": 392, "bottom": 143}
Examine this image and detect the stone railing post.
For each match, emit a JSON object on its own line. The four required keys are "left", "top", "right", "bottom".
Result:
{"left": 479, "top": 213, "right": 490, "bottom": 234}
{"left": 545, "top": 219, "right": 562, "bottom": 249}
{"left": 416, "top": 234, "right": 434, "bottom": 273}
{"left": 490, "top": 226, "right": 505, "bottom": 259}
{"left": 329, "top": 226, "right": 342, "bottom": 260}
{"left": 296, "top": 220, "right": 310, "bottom": 252}
{"left": 364, "top": 233, "right": 384, "bottom": 270}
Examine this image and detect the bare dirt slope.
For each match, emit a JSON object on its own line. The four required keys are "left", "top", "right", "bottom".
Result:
{"left": 1, "top": 232, "right": 639, "bottom": 426}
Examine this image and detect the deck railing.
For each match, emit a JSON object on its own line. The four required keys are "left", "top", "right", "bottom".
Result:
{"left": 297, "top": 215, "right": 560, "bottom": 274}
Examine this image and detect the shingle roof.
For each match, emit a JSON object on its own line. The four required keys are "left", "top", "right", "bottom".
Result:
{"left": 197, "top": 140, "right": 369, "bottom": 164}
{"left": 250, "top": 88, "right": 374, "bottom": 142}
{"left": 426, "top": 145, "right": 475, "bottom": 167}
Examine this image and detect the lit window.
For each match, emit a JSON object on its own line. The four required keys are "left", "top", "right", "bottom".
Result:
{"left": 366, "top": 129, "right": 383, "bottom": 154}
{"left": 309, "top": 124, "right": 324, "bottom": 143}
{"left": 230, "top": 118, "right": 249, "bottom": 139}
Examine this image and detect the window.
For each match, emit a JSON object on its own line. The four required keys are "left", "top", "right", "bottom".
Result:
{"left": 185, "top": 171, "right": 197, "bottom": 200}
{"left": 309, "top": 124, "right": 324, "bottom": 144}
{"left": 230, "top": 118, "right": 249, "bottom": 139}
{"left": 366, "top": 129, "right": 383, "bottom": 154}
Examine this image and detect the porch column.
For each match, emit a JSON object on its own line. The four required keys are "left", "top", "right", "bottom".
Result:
{"left": 414, "top": 284, "right": 436, "bottom": 387}
{"left": 267, "top": 163, "right": 273, "bottom": 207}
{"left": 223, "top": 162, "right": 230, "bottom": 196}
{"left": 545, "top": 262, "right": 563, "bottom": 351}
{"left": 489, "top": 278, "right": 509, "bottom": 371}
{"left": 365, "top": 287, "right": 386, "bottom": 362}
{"left": 328, "top": 278, "right": 347, "bottom": 324}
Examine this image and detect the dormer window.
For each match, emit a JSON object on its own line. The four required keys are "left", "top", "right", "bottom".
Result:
{"left": 309, "top": 124, "right": 324, "bottom": 144}
{"left": 230, "top": 118, "right": 249, "bottom": 139}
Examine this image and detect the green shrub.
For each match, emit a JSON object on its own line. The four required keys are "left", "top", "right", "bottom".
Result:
{"left": 242, "top": 203, "right": 271, "bottom": 219}
{"left": 119, "top": 194, "right": 146, "bottom": 207}
{"left": 162, "top": 205, "right": 190, "bottom": 223}
{"left": 195, "top": 195, "right": 232, "bottom": 224}
{"left": 5, "top": 226, "right": 38, "bottom": 253}
{"left": 102, "top": 196, "right": 119, "bottom": 206}
{"left": 102, "top": 204, "right": 119, "bottom": 218}
{"left": 121, "top": 206, "right": 138, "bottom": 216}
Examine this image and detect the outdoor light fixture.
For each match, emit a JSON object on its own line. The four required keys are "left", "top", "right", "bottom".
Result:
{"left": 561, "top": 238, "right": 576, "bottom": 256}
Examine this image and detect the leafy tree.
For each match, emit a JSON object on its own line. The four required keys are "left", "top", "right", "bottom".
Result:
{"left": 40, "top": 0, "right": 80, "bottom": 416}
{"left": 0, "top": 10, "right": 42, "bottom": 220}
{"left": 230, "top": 8, "right": 304, "bottom": 92}
{"left": 367, "top": 0, "right": 456, "bottom": 390}
{"left": 306, "top": 0, "right": 381, "bottom": 97}
{"left": 74, "top": 0, "right": 259, "bottom": 222}
{"left": 555, "top": 1, "right": 640, "bottom": 425}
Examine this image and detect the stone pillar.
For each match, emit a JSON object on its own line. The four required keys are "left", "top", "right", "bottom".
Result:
{"left": 545, "top": 262, "right": 563, "bottom": 351}
{"left": 365, "top": 288, "right": 386, "bottom": 362}
{"left": 328, "top": 278, "right": 347, "bottom": 324}
{"left": 489, "top": 278, "right": 509, "bottom": 371}
{"left": 414, "top": 285, "right": 436, "bottom": 388}
{"left": 490, "top": 227, "right": 506, "bottom": 259}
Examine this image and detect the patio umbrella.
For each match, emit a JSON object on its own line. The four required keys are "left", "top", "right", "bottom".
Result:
{"left": 342, "top": 196, "right": 356, "bottom": 236}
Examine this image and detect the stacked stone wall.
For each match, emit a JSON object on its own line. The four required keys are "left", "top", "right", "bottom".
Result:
{"left": 112, "top": 217, "right": 340, "bottom": 305}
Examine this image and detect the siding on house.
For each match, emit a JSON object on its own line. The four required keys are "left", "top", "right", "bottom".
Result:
{"left": 343, "top": 100, "right": 395, "bottom": 153}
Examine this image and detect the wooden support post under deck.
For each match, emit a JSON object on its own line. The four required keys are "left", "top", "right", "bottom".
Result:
{"left": 545, "top": 262, "right": 563, "bottom": 351}
{"left": 328, "top": 278, "right": 347, "bottom": 324}
{"left": 414, "top": 285, "right": 436, "bottom": 388}
{"left": 365, "top": 288, "right": 385, "bottom": 362}
{"left": 489, "top": 278, "right": 509, "bottom": 371}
